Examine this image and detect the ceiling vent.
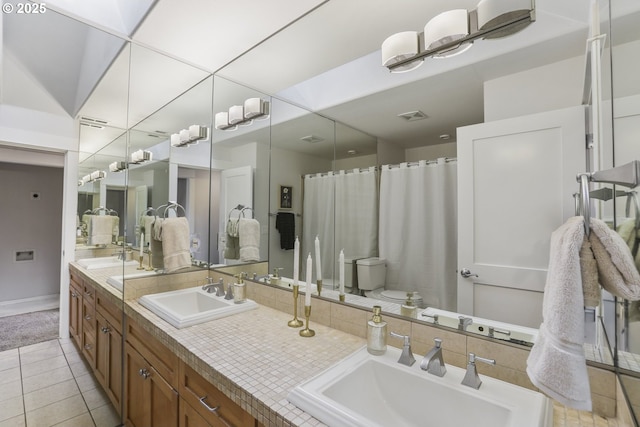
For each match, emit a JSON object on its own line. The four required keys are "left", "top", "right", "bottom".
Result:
{"left": 397, "top": 110, "right": 428, "bottom": 121}
{"left": 80, "top": 116, "right": 109, "bottom": 125}
{"left": 300, "top": 135, "right": 325, "bottom": 143}
{"left": 80, "top": 122, "right": 104, "bottom": 130}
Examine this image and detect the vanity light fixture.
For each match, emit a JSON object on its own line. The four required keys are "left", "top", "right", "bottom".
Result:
{"left": 171, "top": 125, "right": 209, "bottom": 147}
{"left": 109, "top": 161, "right": 127, "bottom": 172}
{"left": 84, "top": 170, "right": 106, "bottom": 183}
{"left": 215, "top": 98, "right": 270, "bottom": 131}
{"left": 130, "top": 149, "right": 153, "bottom": 164}
{"left": 382, "top": 0, "right": 535, "bottom": 72}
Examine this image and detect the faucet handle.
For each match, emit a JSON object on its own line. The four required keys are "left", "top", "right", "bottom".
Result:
{"left": 390, "top": 332, "right": 416, "bottom": 367}
{"left": 458, "top": 316, "right": 473, "bottom": 331}
{"left": 433, "top": 338, "right": 443, "bottom": 348}
{"left": 462, "top": 353, "right": 495, "bottom": 389}
{"left": 420, "top": 312, "right": 439, "bottom": 325}
{"left": 488, "top": 326, "right": 511, "bottom": 338}
{"left": 468, "top": 353, "right": 495, "bottom": 366}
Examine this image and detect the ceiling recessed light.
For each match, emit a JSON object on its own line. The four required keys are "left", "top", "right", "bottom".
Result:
{"left": 397, "top": 110, "right": 428, "bottom": 121}
{"left": 300, "top": 135, "right": 324, "bottom": 143}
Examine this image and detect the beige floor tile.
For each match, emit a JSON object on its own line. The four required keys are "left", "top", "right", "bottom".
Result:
{"left": 21, "top": 365, "right": 73, "bottom": 394}
{"left": 19, "top": 345, "right": 63, "bottom": 366}
{"left": 19, "top": 340, "right": 59, "bottom": 355}
{"left": 20, "top": 355, "right": 69, "bottom": 379}
{"left": 0, "top": 349, "right": 19, "bottom": 361}
{"left": 58, "top": 341, "right": 80, "bottom": 356}
{"left": 0, "top": 367, "right": 21, "bottom": 385}
{"left": 0, "top": 415, "right": 25, "bottom": 427}
{"left": 23, "top": 379, "right": 80, "bottom": 412}
{"left": 74, "top": 372, "right": 100, "bottom": 393}
{"left": 62, "top": 351, "right": 84, "bottom": 366}
{"left": 81, "top": 387, "right": 110, "bottom": 411}
{"left": 0, "top": 379, "right": 22, "bottom": 403}
{"left": 0, "top": 396, "right": 24, "bottom": 422}
{"left": 91, "top": 403, "right": 120, "bottom": 427}
{"left": 68, "top": 359, "right": 92, "bottom": 379}
{"left": 52, "top": 412, "right": 96, "bottom": 427}
{"left": 0, "top": 355, "right": 19, "bottom": 373}
{"left": 25, "top": 395, "right": 88, "bottom": 427}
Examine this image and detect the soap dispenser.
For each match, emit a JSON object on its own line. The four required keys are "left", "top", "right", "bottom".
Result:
{"left": 233, "top": 273, "right": 246, "bottom": 304}
{"left": 367, "top": 305, "right": 387, "bottom": 355}
{"left": 400, "top": 292, "right": 418, "bottom": 319}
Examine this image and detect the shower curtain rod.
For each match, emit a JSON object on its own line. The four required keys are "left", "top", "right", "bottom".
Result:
{"left": 302, "top": 157, "right": 458, "bottom": 178}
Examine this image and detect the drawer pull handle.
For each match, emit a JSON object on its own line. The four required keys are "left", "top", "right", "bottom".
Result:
{"left": 138, "top": 368, "right": 150, "bottom": 379}
{"left": 101, "top": 327, "right": 110, "bottom": 333}
{"left": 199, "top": 396, "right": 220, "bottom": 412}
{"left": 84, "top": 344, "right": 92, "bottom": 350}
{"left": 85, "top": 315, "right": 91, "bottom": 321}
{"left": 71, "top": 292, "right": 77, "bottom": 298}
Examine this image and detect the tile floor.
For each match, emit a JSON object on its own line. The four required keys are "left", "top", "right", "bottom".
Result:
{"left": 0, "top": 338, "right": 120, "bottom": 427}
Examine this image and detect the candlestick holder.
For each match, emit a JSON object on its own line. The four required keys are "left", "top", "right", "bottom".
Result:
{"left": 145, "top": 250, "right": 154, "bottom": 271}
{"left": 288, "top": 285, "right": 304, "bottom": 328}
{"left": 137, "top": 255, "right": 144, "bottom": 270}
{"left": 316, "top": 279, "right": 322, "bottom": 296}
{"left": 299, "top": 305, "right": 315, "bottom": 337}
{"left": 339, "top": 293, "right": 345, "bottom": 302}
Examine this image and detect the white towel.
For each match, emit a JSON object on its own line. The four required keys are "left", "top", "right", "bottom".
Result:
{"left": 141, "top": 215, "right": 156, "bottom": 247}
{"left": 88, "top": 216, "right": 114, "bottom": 246}
{"left": 238, "top": 218, "right": 260, "bottom": 262}
{"left": 526, "top": 217, "right": 592, "bottom": 411}
{"left": 111, "top": 216, "right": 120, "bottom": 241}
{"left": 150, "top": 219, "right": 164, "bottom": 269}
{"left": 589, "top": 217, "right": 640, "bottom": 301}
{"left": 161, "top": 217, "right": 191, "bottom": 273}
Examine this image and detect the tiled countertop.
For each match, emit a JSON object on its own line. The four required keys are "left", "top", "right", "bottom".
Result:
{"left": 125, "top": 299, "right": 365, "bottom": 426}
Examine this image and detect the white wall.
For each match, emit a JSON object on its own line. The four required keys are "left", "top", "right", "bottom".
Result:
{"left": 334, "top": 153, "right": 377, "bottom": 171}
{"left": 405, "top": 142, "right": 457, "bottom": 162}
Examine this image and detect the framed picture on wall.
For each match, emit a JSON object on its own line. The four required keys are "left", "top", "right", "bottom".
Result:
{"left": 279, "top": 185, "right": 292, "bottom": 209}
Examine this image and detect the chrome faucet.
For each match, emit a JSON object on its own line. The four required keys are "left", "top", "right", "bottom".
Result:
{"left": 461, "top": 353, "right": 496, "bottom": 389}
{"left": 420, "top": 312, "right": 439, "bottom": 325}
{"left": 389, "top": 332, "right": 416, "bottom": 367}
{"left": 202, "top": 278, "right": 225, "bottom": 296}
{"left": 458, "top": 316, "right": 473, "bottom": 331}
{"left": 420, "top": 338, "right": 446, "bottom": 377}
{"left": 488, "top": 326, "right": 511, "bottom": 339}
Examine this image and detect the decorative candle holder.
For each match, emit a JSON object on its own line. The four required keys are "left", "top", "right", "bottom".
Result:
{"left": 339, "top": 294, "right": 345, "bottom": 302}
{"left": 316, "top": 279, "right": 322, "bottom": 296}
{"left": 145, "top": 250, "right": 154, "bottom": 271}
{"left": 137, "top": 255, "right": 144, "bottom": 270}
{"left": 288, "top": 285, "right": 303, "bottom": 328}
{"left": 299, "top": 305, "right": 315, "bottom": 337}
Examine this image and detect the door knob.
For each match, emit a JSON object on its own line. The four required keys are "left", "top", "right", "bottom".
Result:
{"left": 460, "top": 268, "right": 478, "bottom": 278}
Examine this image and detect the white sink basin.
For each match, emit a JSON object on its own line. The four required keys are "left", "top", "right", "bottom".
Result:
{"left": 77, "top": 257, "right": 138, "bottom": 270}
{"left": 139, "top": 287, "right": 258, "bottom": 328}
{"left": 106, "top": 271, "right": 160, "bottom": 292}
{"left": 288, "top": 346, "right": 552, "bottom": 427}
{"left": 420, "top": 307, "right": 538, "bottom": 346}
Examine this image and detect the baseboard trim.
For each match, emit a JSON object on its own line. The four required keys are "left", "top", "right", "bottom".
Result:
{"left": 0, "top": 294, "right": 60, "bottom": 317}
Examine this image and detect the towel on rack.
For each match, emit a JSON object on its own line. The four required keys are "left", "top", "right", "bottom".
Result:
{"left": 150, "top": 218, "right": 164, "bottom": 269}
{"left": 580, "top": 239, "right": 600, "bottom": 307}
{"left": 239, "top": 218, "right": 260, "bottom": 262}
{"left": 161, "top": 217, "right": 191, "bottom": 273}
{"left": 526, "top": 216, "right": 592, "bottom": 411}
{"left": 111, "top": 216, "right": 120, "bottom": 241}
{"left": 589, "top": 217, "right": 640, "bottom": 301}
{"left": 275, "top": 212, "right": 295, "bottom": 250}
{"left": 88, "top": 215, "right": 114, "bottom": 246}
{"left": 223, "top": 218, "right": 240, "bottom": 260}
{"left": 141, "top": 215, "right": 156, "bottom": 247}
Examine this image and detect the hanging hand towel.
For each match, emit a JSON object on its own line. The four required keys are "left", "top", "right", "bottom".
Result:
{"left": 161, "top": 217, "right": 192, "bottom": 273}
{"left": 239, "top": 218, "right": 260, "bottom": 262}
{"left": 580, "top": 239, "right": 600, "bottom": 307}
{"left": 589, "top": 217, "right": 640, "bottom": 301}
{"left": 88, "top": 215, "right": 114, "bottom": 246}
{"left": 141, "top": 215, "right": 156, "bottom": 248}
{"left": 150, "top": 218, "right": 164, "bottom": 269}
{"left": 223, "top": 217, "right": 240, "bottom": 260}
{"left": 275, "top": 212, "right": 295, "bottom": 250}
{"left": 526, "top": 216, "right": 592, "bottom": 411}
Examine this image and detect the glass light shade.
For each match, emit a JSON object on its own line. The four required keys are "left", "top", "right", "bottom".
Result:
{"left": 189, "top": 124, "right": 207, "bottom": 141}
{"left": 476, "top": 0, "right": 532, "bottom": 39}
{"left": 424, "top": 9, "right": 472, "bottom": 58}
{"left": 244, "top": 98, "right": 268, "bottom": 119}
{"left": 381, "top": 31, "right": 423, "bottom": 72}
{"left": 170, "top": 133, "right": 182, "bottom": 147}
{"left": 228, "top": 105, "right": 244, "bottom": 125}
{"left": 215, "top": 112, "right": 237, "bottom": 131}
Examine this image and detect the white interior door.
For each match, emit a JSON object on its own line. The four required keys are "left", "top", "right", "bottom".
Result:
{"left": 219, "top": 165, "right": 253, "bottom": 264}
{"left": 457, "top": 106, "right": 586, "bottom": 328}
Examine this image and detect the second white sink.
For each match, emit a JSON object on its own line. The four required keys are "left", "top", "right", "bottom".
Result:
{"left": 139, "top": 287, "right": 258, "bottom": 328}
{"left": 77, "top": 256, "right": 138, "bottom": 270}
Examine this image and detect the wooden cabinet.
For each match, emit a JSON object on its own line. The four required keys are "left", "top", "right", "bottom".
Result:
{"left": 179, "top": 397, "right": 211, "bottom": 427}
{"left": 82, "top": 296, "right": 97, "bottom": 366}
{"left": 69, "top": 273, "right": 83, "bottom": 348}
{"left": 96, "top": 311, "right": 122, "bottom": 413}
{"left": 180, "top": 362, "right": 256, "bottom": 427}
{"left": 124, "top": 317, "right": 179, "bottom": 427}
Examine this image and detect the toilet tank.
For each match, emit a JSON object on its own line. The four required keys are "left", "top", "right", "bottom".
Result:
{"left": 356, "top": 257, "right": 386, "bottom": 290}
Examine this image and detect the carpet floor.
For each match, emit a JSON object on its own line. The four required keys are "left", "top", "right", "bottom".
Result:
{"left": 0, "top": 309, "right": 59, "bottom": 352}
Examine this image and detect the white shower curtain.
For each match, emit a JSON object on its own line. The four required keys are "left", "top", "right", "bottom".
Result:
{"left": 303, "top": 168, "right": 378, "bottom": 286}
{"left": 335, "top": 167, "right": 378, "bottom": 262}
{"left": 302, "top": 173, "right": 335, "bottom": 283}
{"left": 378, "top": 159, "right": 458, "bottom": 311}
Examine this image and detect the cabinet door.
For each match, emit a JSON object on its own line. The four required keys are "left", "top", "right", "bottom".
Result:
{"left": 106, "top": 326, "right": 122, "bottom": 415}
{"left": 180, "top": 398, "right": 212, "bottom": 427}
{"left": 69, "top": 281, "right": 82, "bottom": 347}
{"left": 95, "top": 313, "right": 109, "bottom": 387}
{"left": 82, "top": 297, "right": 96, "bottom": 368}
{"left": 125, "top": 344, "right": 178, "bottom": 427}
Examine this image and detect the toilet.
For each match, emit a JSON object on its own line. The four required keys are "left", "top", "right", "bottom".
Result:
{"left": 356, "top": 257, "right": 424, "bottom": 307}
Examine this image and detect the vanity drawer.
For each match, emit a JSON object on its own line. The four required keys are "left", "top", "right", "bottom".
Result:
{"left": 82, "top": 298, "right": 96, "bottom": 334}
{"left": 96, "top": 293, "right": 123, "bottom": 334}
{"left": 83, "top": 283, "right": 96, "bottom": 304}
{"left": 70, "top": 269, "right": 83, "bottom": 289}
{"left": 179, "top": 362, "right": 256, "bottom": 427}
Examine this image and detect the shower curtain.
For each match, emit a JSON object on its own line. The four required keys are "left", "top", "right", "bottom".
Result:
{"left": 378, "top": 159, "right": 458, "bottom": 311}
{"left": 303, "top": 168, "right": 378, "bottom": 286}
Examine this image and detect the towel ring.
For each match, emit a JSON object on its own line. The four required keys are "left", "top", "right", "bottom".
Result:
{"left": 240, "top": 206, "right": 254, "bottom": 218}
{"left": 577, "top": 174, "right": 591, "bottom": 236}
{"left": 625, "top": 191, "right": 640, "bottom": 229}
{"left": 158, "top": 202, "right": 186, "bottom": 218}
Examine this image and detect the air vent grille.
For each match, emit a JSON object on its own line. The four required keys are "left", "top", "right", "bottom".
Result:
{"left": 397, "top": 110, "right": 428, "bottom": 121}
{"left": 300, "top": 135, "right": 325, "bottom": 143}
